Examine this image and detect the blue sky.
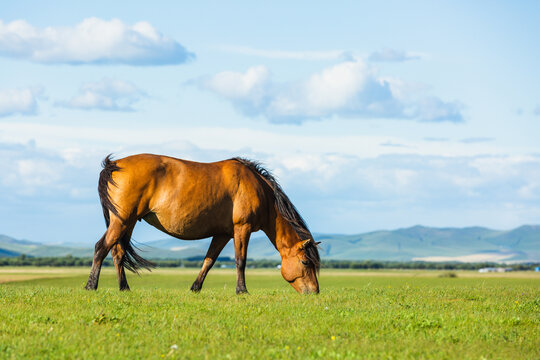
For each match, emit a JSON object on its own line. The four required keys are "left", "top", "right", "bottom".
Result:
{"left": 1, "top": 1, "right": 539, "bottom": 244}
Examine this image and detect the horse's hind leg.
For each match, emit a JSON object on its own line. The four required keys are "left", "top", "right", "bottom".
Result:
{"left": 111, "top": 244, "right": 129, "bottom": 291}
{"left": 191, "top": 235, "right": 230, "bottom": 292}
{"left": 85, "top": 232, "right": 109, "bottom": 290}
{"left": 85, "top": 217, "right": 130, "bottom": 290}
{"left": 111, "top": 223, "right": 136, "bottom": 291}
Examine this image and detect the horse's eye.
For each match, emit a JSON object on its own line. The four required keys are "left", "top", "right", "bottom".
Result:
{"left": 301, "top": 260, "right": 309, "bottom": 266}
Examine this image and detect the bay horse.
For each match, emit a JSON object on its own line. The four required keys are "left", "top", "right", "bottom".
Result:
{"left": 84, "top": 154, "right": 320, "bottom": 294}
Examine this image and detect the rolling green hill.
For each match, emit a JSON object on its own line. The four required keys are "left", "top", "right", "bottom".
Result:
{"left": 1, "top": 225, "right": 539, "bottom": 262}
{"left": 311, "top": 225, "right": 539, "bottom": 262}
{"left": 0, "top": 234, "right": 93, "bottom": 258}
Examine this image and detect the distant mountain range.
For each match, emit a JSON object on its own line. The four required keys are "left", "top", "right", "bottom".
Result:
{"left": 1, "top": 225, "right": 539, "bottom": 263}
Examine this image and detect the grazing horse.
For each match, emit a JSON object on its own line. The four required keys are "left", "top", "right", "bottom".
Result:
{"left": 85, "top": 154, "right": 320, "bottom": 294}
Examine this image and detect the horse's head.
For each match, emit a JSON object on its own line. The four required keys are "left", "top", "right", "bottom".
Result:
{"left": 280, "top": 238, "right": 320, "bottom": 294}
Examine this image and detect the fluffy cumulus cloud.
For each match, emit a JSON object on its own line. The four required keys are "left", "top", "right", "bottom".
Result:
{"left": 0, "top": 87, "right": 44, "bottom": 117}
{"left": 198, "top": 60, "right": 463, "bottom": 124}
{"left": 0, "top": 18, "right": 194, "bottom": 65}
{"left": 58, "top": 78, "right": 146, "bottom": 111}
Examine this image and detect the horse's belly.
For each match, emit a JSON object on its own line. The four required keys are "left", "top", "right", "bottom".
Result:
{"left": 142, "top": 209, "right": 233, "bottom": 240}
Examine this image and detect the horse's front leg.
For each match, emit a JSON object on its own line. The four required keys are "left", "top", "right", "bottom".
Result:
{"left": 191, "top": 235, "right": 231, "bottom": 292}
{"left": 233, "top": 224, "right": 251, "bottom": 294}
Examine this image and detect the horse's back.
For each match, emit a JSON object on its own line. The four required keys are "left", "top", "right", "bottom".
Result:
{"left": 109, "top": 154, "right": 268, "bottom": 239}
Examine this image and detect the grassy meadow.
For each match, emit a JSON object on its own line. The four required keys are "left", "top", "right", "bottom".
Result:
{"left": 0, "top": 267, "right": 539, "bottom": 359}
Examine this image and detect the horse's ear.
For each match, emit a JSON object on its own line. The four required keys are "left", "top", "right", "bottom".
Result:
{"left": 299, "top": 238, "right": 313, "bottom": 250}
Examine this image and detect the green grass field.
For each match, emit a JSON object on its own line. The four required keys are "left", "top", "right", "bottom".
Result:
{"left": 0, "top": 267, "right": 538, "bottom": 359}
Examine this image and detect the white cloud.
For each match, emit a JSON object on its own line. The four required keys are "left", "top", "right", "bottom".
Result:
{"left": 413, "top": 97, "right": 463, "bottom": 123}
{"left": 219, "top": 46, "right": 426, "bottom": 63}
{"left": 58, "top": 78, "right": 146, "bottom": 111}
{"left": 369, "top": 48, "right": 423, "bottom": 62}
{"left": 217, "top": 45, "right": 348, "bottom": 60}
{"left": 0, "top": 18, "right": 194, "bottom": 65}
{"left": 0, "top": 122, "right": 518, "bottom": 162}
{"left": 3, "top": 136, "right": 537, "bottom": 206}
{"left": 302, "top": 61, "right": 373, "bottom": 112}
{"left": 0, "top": 87, "right": 43, "bottom": 117}
{"left": 16, "top": 159, "right": 61, "bottom": 187}
{"left": 460, "top": 137, "right": 494, "bottom": 144}
{"left": 1, "top": 136, "right": 539, "bottom": 239}
{"left": 269, "top": 152, "right": 540, "bottom": 209}
{"left": 198, "top": 60, "right": 463, "bottom": 123}
{"left": 0, "top": 140, "right": 96, "bottom": 197}
{"left": 204, "top": 66, "right": 270, "bottom": 101}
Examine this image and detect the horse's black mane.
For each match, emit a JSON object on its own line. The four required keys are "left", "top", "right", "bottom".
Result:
{"left": 232, "top": 157, "right": 311, "bottom": 239}
{"left": 232, "top": 157, "right": 320, "bottom": 271}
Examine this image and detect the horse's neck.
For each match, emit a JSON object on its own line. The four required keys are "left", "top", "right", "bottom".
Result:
{"left": 264, "top": 211, "right": 301, "bottom": 255}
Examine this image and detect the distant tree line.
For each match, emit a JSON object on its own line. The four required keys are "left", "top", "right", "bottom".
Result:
{"left": 319, "top": 259, "right": 538, "bottom": 271}
{"left": 0, "top": 254, "right": 538, "bottom": 271}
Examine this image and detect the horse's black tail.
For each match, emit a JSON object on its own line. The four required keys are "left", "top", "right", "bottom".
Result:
{"left": 97, "top": 154, "right": 155, "bottom": 273}
{"left": 98, "top": 154, "right": 121, "bottom": 227}
{"left": 119, "top": 232, "right": 156, "bottom": 274}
